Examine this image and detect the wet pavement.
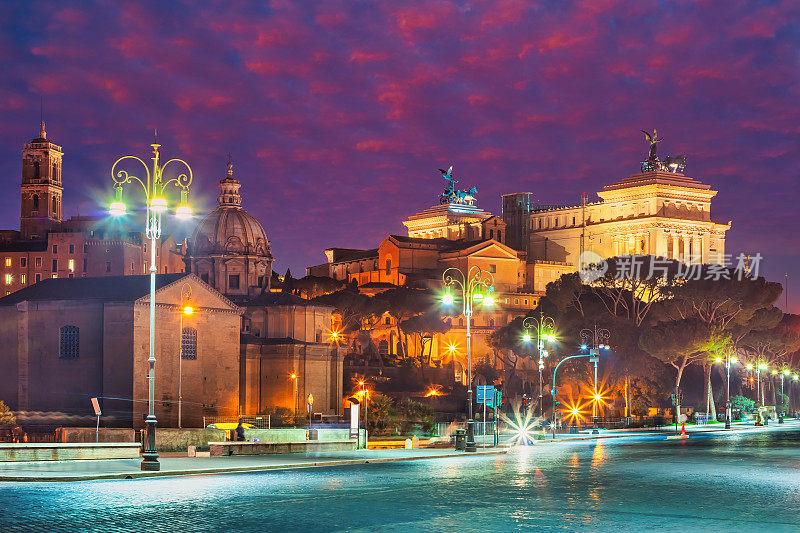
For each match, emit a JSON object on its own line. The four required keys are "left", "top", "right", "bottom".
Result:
{"left": 2, "top": 427, "right": 800, "bottom": 532}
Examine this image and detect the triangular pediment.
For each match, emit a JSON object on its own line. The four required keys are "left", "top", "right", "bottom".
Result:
{"left": 136, "top": 273, "right": 241, "bottom": 312}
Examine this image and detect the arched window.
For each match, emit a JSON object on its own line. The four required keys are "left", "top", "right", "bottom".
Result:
{"left": 181, "top": 327, "right": 197, "bottom": 359}
{"left": 497, "top": 230, "right": 501, "bottom": 242}
{"left": 52, "top": 196, "right": 57, "bottom": 214}
{"left": 53, "top": 162, "right": 58, "bottom": 180}
{"left": 59, "top": 325, "right": 79, "bottom": 358}
{"left": 33, "top": 161, "right": 40, "bottom": 179}
{"left": 378, "top": 340, "right": 389, "bottom": 356}
{"left": 32, "top": 194, "right": 39, "bottom": 211}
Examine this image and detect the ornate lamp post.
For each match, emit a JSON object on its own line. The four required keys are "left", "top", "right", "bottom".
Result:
{"left": 580, "top": 324, "right": 610, "bottom": 434}
{"left": 110, "top": 139, "right": 193, "bottom": 471}
{"left": 522, "top": 312, "right": 555, "bottom": 419}
{"left": 442, "top": 266, "right": 494, "bottom": 452}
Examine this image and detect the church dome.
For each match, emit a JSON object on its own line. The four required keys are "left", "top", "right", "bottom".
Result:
{"left": 190, "top": 160, "right": 272, "bottom": 257}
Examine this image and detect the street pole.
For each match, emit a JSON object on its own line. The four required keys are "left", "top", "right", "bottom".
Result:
{"left": 442, "top": 267, "right": 494, "bottom": 453}
{"left": 725, "top": 358, "right": 731, "bottom": 429}
{"left": 522, "top": 312, "right": 555, "bottom": 421}
{"left": 110, "top": 139, "right": 193, "bottom": 472}
{"left": 779, "top": 371, "right": 786, "bottom": 423}
{"left": 178, "top": 309, "right": 183, "bottom": 429}
{"left": 580, "top": 324, "right": 609, "bottom": 435}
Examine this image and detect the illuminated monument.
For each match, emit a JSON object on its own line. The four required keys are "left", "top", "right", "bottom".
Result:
{"left": 503, "top": 132, "right": 730, "bottom": 272}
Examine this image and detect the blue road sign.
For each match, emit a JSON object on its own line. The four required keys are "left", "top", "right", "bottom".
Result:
{"left": 477, "top": 385, "right": 496, "bottom": 406}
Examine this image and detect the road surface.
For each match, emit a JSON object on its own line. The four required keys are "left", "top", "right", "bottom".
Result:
{"left": 2, "top": 428, "right": 799, "bottom": 532}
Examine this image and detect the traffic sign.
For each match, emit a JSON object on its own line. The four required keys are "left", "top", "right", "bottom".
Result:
{"left": 477, "top": 385, "right": 496, "bottom": 406}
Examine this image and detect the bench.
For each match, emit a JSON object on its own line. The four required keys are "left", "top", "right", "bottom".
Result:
{"left": 208, "top": 440, "right": 356, "bottom": 456}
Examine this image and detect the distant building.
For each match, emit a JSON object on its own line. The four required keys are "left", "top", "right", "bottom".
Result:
{"left": 188, "top": 159, "right": 341, "bottom": 419}
{"left": 0, "top": 123, "right": 185, "bottom": 298}
{"left": 0, "top": 273, "right": 241, "bottom": 428}
{"left": 307, "top": 172, "right": 553, "bottom": 388}
{"left": 187, "top": 160, "right": 274, "bottom": 302}
{"left": 504, "top": 170, "right": 730, "bottom": 271}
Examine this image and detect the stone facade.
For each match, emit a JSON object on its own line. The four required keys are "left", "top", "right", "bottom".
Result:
{"left": 240, "top": 293, "right": 342, "bottom": 417}
{"left": 504, "top": 170, "right": 730, "bottom": 268}
{"left": 0, "top": 273, "right": 241, "bottom": 429}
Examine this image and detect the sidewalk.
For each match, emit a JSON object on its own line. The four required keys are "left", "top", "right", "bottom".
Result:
{"left": 0, "top": 448, "right": 507, "bottom": 482}
{"left": 531, "top": 418, "right": 800, "bottom": 443}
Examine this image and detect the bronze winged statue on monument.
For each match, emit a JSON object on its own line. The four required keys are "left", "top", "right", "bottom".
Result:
{"left": 640, "top": 129, "right": 686, "bottom": 173}
{"left": 438, "top": 165, "right": 477, "bottom": 205}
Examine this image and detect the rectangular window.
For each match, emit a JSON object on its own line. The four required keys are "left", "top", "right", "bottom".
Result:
{"left": 68, "top": 259, "right": 74, "bottom": 272}
{"left": 181, "top": 327, "right": 197, "bottom": 360}
{"left": 4, "top": 274, "right": 11, "bottom": 285}
{"left": 83, "top": 244, "right": 88, "bottom": 253}
{"left": 105, "top": 261, "right": 111, "bottom": 273}
{"left": 52, "top": 245, "right": 57, "bottom": 254}
{"left": 20, "top": 274, "right": 26, "bottom": 284}
{"left": 35, "top": 273, "right": 41, "bottom": 282}
{"left": 51, "top": 259, "right": 57, "bottom": 272}
{"left": 69, "top": 244, "right": 74, "bottom": 254}
{"left": 228, "top": 274, "right": 240, "bottom": 289}
{"left": 59, "top": 325, "right": 79, "bottom": 358}
{"left": 35, "top": 257, "right": 41, "bottom": 268}
{"left": 489, "top": 264, "right": 496, "bottom": 273}
{"left": 68, "top": 273, "right": 74, "bottom": 278}
{"left": 83, "top": 258, "right": 87, "bottom": 272}
{"left": 20, "top": 257, "right": 26, "bottom": 268}
{"left": 4, "top": 258, "right": 10, "bottom": 267}
{"left": 51, "top": 273, "right": 57, "bottom": 279}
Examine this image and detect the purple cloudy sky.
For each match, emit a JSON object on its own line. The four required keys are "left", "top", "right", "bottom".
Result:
{"left": 0, "top": 1, "right": 798, "bottom": 307}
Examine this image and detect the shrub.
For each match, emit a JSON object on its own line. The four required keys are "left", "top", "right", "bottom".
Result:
{"left": 0, "top": 401, "right": 15, "bottom": 425}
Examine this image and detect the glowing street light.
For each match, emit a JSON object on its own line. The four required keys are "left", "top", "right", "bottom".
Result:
{"left": 110, "top": 138, "right": 193, "bottom": 471}
{"left": 580, "top": 324, "right": 610, "bottom": 434}
{"left": 442, "top": 266, "right": 494, "bottom": 452}
{"left": 177, "top": 284, "right": 195, "bottom": 429}
{"left": 522, "top": 311, "right": 556, "bottom": 418}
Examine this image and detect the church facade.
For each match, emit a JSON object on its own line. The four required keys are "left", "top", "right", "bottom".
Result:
{"left": 187, "top": 160, "right": 342, "bottom": 419}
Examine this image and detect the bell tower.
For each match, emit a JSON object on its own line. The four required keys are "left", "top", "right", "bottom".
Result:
{"left": 20, "top": 121, "right": 63, "bottom": 239}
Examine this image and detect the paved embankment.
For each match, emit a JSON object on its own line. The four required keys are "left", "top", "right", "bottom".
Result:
{"left": 0, "top": 448, "right": 507, "bottom": 482}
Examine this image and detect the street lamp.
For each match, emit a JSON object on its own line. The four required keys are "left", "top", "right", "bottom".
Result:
{"left": 779, "top": 369, "right": 790, "bottom": 423}
{"left": 359, "top": 380, "right": 369, "bottom": 449}
{"left": 290, "top": 373, "right": 298, "bottom": 422}
{"left": 442, "top": 266, "right": 494, "bottom": 452}
{"left": 716, "top": 354, "right": 737, "bottom": 429}
{"left": 757, "top": 363, "right": 768, "bottom": 406}
{"left": 522, "top": 312, "right": 555, "bottom": 419}
{"left": 110, "top": 139, "right": 193, "bottom": 471}
{"left": 580, "top": 325, "right": 610, "bottom": 434}
{"left": 177, "top": 283, "right": 194, "bottom": 429}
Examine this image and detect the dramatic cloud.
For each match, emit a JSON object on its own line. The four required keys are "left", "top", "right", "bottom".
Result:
{"left": 0, "top": 0, "right": 798, "bottom": 305}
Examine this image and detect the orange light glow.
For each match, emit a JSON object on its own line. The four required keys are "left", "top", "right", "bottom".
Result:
{"left": 182, "top": 305, "right": 194, "bottom": 315}
{"left": 425, "top": 386, "right": 443, "bottom": 397}
{"left": 290, "top": 373, "right": 297, "bottom": 380}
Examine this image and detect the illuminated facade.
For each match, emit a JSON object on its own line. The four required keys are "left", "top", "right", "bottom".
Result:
{"left": 504, "top": 170, "right": 730, "bottom": 268}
